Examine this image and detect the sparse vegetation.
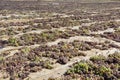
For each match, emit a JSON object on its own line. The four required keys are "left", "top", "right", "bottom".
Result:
{"left": 8, "top": 37, "right": 19, "bottom": 46}
{"left": 0, "top": 0, "right": 120, "bottom": 80}
{"left": 64, "top": 53, "right": 120, "bottom": 80}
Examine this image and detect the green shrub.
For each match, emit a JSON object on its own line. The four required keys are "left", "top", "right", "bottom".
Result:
{"left": 0, "top": 56, "right": 4, "bottom": 62}
{"left": 90, "top": 55, "right": 106, "bottom": 62}
{"left": 66, "top": 62, "right": 89, "bottom": 74}
{"left": 95, "top": 66, "right": 112, "bottom": 76}
{"left": 8, "top": 37, "right": 19, "bottom": 46}
{"left": 21, "top": 47, "right": 30, "bottom": 54}
{"left": 43, "top": 61, "right": 53, "bottom": 69}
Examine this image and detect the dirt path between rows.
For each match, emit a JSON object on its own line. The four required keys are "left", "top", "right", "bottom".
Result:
{"left": 0, "top": 35, "right": 120, "bottom": 59}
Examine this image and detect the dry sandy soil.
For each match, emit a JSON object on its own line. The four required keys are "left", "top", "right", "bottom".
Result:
{"left": 0, "top": 0, "right": 120, "bottom": 80}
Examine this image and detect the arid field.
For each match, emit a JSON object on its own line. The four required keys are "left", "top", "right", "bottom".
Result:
{"left": 0, "top": 0, "right": 120, "bottom": 80}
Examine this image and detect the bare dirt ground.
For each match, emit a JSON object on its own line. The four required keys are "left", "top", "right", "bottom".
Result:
{"left": 0, "top": 0, "right": 120, "bottom": 80}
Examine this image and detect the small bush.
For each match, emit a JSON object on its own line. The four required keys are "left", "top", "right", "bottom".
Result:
{"left": 8, "top": 37, "right": 19, "bottom": 46}
{"left": 66, "top": 62, "right": 89, "bottom": 74}
{"left": 90, "top": 55, "right": 106, "bottom": 62}
{"left": 95, "top": 66, "right": 112, "bottom": 77}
